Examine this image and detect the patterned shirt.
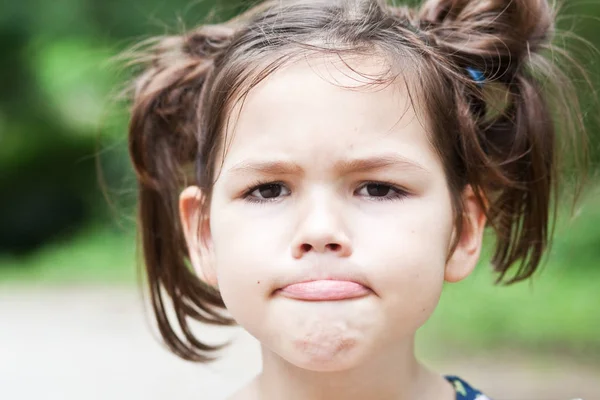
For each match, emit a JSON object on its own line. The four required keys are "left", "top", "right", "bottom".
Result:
{"left": 445, "top": 376, "right": 491, "bottom": 400}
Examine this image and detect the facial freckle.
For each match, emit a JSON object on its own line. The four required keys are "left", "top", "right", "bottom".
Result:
{"left": 257, "top": 280, "right": 261, "bottom": 284}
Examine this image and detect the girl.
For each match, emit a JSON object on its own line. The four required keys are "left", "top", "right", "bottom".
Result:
{"left": 125, "top": 0, "right": 587, "bottom": 398}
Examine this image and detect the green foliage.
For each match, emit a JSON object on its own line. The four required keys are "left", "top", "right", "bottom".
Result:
{"left": 418, "top": 190, "right": 600, "bottom": 359}
{"left": 0, "top": 225, "right": 137, "bottom": 283}
{"left": 0, "top": 0, "right": 242, "bottom": 252}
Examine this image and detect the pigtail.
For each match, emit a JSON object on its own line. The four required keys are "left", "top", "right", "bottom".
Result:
{"left": 127, "top": 25, "right": 236, "bottom": 361}
{"left": 416, "top": 0, "right": 586, "bottom": 283}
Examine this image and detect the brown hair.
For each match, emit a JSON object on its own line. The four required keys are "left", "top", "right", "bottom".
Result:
{"left": 125, "top": 0, "right": 588, "bottom": 361}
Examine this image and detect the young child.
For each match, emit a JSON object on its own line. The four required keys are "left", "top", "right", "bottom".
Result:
{"left": 125, "top": 0, "right": 587, "bottom": 398}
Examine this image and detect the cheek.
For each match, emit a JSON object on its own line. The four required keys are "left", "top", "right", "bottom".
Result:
{"left": 210, "top": 205, "right": 287, "bottom": 279}
{"left": 208, "top": 205, "right": 282, "bottom": 327}
{"left": 358, "top": 194, "right": 453, "bottom": 328}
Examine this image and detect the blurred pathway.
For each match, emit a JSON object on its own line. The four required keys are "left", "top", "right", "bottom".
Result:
{"left": 1, "top": 285, "right": 598, "bottom": 399}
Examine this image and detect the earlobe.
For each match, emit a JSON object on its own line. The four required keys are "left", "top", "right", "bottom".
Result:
{"left": 179, "top": 186, "right": 219, "bottom": 287}
{"left": 444, "top": 186, "right": 487, "bottom": 283}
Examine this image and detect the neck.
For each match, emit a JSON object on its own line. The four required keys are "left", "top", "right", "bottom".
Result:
{"left": 248, "top": 338, "right": 452, "bottom": 400}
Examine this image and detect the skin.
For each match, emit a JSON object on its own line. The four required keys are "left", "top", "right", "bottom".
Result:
{"left": 180, "top": 54, "right": 487, "bottom": 400}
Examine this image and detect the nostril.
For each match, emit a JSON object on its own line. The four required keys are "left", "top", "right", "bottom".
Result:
{"left": 327, "top": 243, "right": 341, "bottom": 251}
{"left": 297, "top": 242, "right": 345, "bottom": 254}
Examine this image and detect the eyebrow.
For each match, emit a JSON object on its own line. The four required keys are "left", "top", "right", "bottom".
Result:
{"left": 227, "top": 153, "right": 430, "bottom": 177}
{"left": 334, "top": 153, "right": 430, "bottom": 175}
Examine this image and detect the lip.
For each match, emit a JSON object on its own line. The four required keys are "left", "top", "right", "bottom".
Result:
{"left": 276, "top": 279, "right": 371, "bottom": 301}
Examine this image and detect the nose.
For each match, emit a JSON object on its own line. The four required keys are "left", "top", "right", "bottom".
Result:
{"left": 290, "top": 191, "right": 353, "bottom": 259}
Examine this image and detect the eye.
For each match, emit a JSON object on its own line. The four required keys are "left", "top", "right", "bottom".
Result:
{"left": 244, "top": 182, "right": 291, "bottom": 203}
{"left": 356, "top": 182, "right": 408, "bottom": 201}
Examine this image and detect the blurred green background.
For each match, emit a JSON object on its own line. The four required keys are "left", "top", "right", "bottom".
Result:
{"left": 0, "top": 0, "right": 599, "bottom": 383}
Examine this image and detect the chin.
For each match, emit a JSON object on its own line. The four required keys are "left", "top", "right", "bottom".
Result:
{"left": 283, "top": 335, "right": 370, "bottom": 372}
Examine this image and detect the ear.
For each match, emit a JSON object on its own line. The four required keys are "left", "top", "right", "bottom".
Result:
{"left": 445, "top": 185, "right": 487, "bottom": 283}
{"left": 179, "top": 186, "right": 219, "bottom": 287}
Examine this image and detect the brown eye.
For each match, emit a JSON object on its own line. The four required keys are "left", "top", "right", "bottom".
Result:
{"left": 255, "top": 184, "right": 282, "bottom": 199}
{"left": 246, "top": 182, "right": 291, "bottom": 203}
{"left": 356, "top": 182, "right": 408, "bottom": 201}
{"left": 365, "top": 183, "right": 390, "bottom": 197}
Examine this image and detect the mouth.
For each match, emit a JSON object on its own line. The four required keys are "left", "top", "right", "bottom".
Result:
{"left": 275, "top": 279, "right": 372, "bottom": 301}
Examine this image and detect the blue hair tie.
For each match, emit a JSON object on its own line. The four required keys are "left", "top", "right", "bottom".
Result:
{"left": 466, "top": 67, "right": 485, "bottom": 86}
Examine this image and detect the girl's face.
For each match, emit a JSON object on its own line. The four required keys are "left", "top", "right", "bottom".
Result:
{"left": 182, "top": 55, "right": 483, "bottom": 372}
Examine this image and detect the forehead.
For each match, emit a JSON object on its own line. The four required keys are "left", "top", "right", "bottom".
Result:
{"left": 216, "top": 53, "right": 441, "bottom": 174}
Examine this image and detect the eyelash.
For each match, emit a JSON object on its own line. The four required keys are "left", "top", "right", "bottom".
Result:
{"left": 241, "top": 180, "right": 409, "bottom": 204}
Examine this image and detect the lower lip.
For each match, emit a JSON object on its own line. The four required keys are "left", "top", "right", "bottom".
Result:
{"left": 277, "top": 280, "right": 371, "bottom": 301}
